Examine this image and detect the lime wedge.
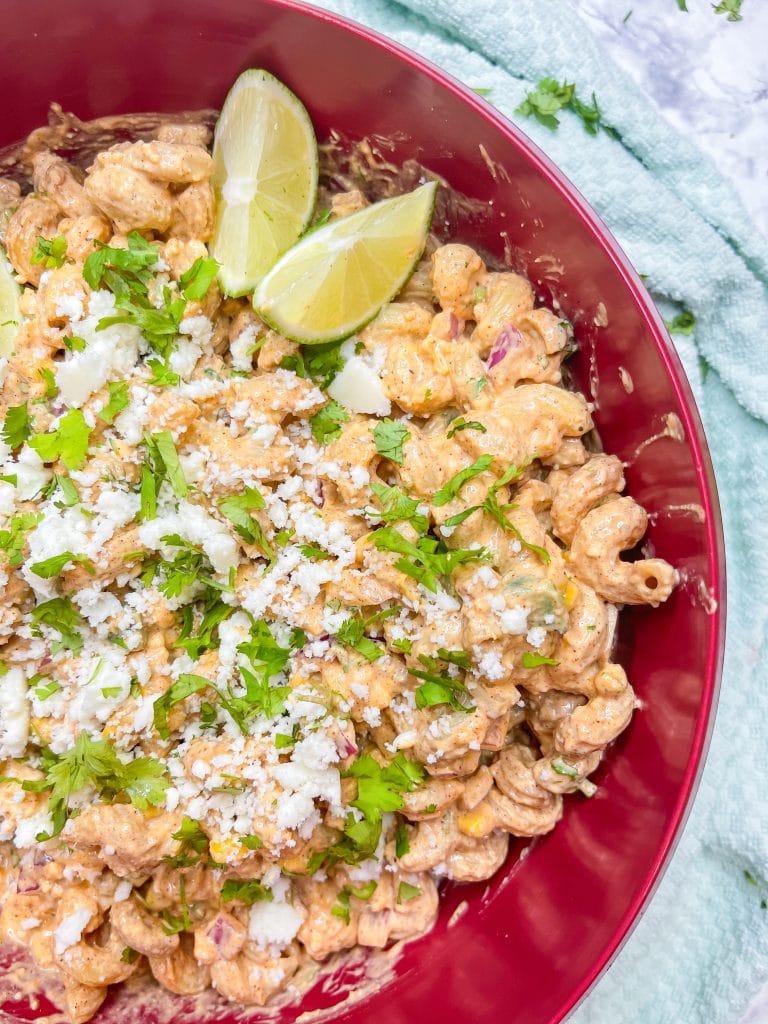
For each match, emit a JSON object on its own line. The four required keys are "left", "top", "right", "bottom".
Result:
{"left": 210, "top": 69, "right": 318, "bottom": 296}
{"left": 253, "top": 182, "right": 437, "bottom": 344}
{"left": 0, "top": 249, "right": 20, "bottom": 357}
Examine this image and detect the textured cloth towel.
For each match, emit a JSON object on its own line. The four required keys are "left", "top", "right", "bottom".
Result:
{"left": 304, "top": 0, "right": 768, "bottom": 1019}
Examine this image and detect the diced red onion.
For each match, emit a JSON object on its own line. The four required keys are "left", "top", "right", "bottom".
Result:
{"left": 313, "top": 481, "right": 325, "bottom": 508}
{"left": 337, "top": 734, "right": 359, "bottom": 759}
{"left": 207, "top": 914, "right": 232, "bottom": 948}
{"left": 487, "top": 325, "right": 523, "bottom": 369}
{"left": 15, "top": 878, "right": 40, "bottom": 894}
{"left": 448, "top": 312, "right": 463, "bottom": 340}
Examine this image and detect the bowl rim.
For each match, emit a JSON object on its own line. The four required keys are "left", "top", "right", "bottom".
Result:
{"left": 257, "top": 0, "right": 726, "bottom": 1019}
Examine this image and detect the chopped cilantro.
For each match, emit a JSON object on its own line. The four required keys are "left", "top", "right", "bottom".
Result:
{"left": 371, "top": 526, "right": 489, "bottom": 593}
{"left": 473, "top": 86, "right": 493, "bottom": 98}
{"left": 364, "top": 481, "right": 428, "bottom": 533}
{"left": 38, "top": 367, "right": 58, "bottom": 401}
{"left": 175, "top": 595, "right": 233, "bottom": 660}
{"left": 161, "top": 876, "right": 191, "bottom": 935}
{"left": 395, "top": 819, "right": 410, "bottom": 858}
{"left": 34, "top": 678, "right": 61, "bottom": 701}
{"left": 432, "top": 454, "right": 493, "bottom": 507}
{"left": 98, "top": 380, "right": 130, "bottom": 425}
{"left": 153, "top": 673, "right": 212, "bottom": 739}
{"left": 332, "top": 881, "right": 377, "bottom": 924}
{"left": 301, "top": 339, "right": 345, "bottom": 389}
{"left": 298, "top": 543, "right": 332, "bottom": 560}
{"left": 310, "top": 401, "right": 349, "bottom": 444}
{"left": 165, "top": 816, "right": 209, "bottom": 867}
{"left": 391, "top": 637, "right": 413, "bottom": 655}
{"left": 32, "top": 733, "right": 169, "bottom": 839}
{"left": 178, "top": 256, "right": 220, "bottom": 301}
{"left": 64, "top": 335, "right": 86, "bottom": 352}
{"left": 30, "top": 597, "right": 83, "bottom": 655}
{"left": 446, "top": 417, "right": 486, "bottom": 439}
{"left": 220, "top": 879, "right": 273, "bottom": 905}
{"left": 2, "top": 403, "right": 31, "bottom": 450}
{"left": 412, "top": 654, "right": 474, "bottom": 712}
{"left": 0, "top": 511, "right": 41, "bottom": 567}
{"left": 146, "top": 358, "right": 180, "bottom": 387}
{"left": 218, "top": 487, "right": 273, "bottom": 561}
{"left": 676, "top": 0, "right": 688, "bottom": 8}
{"left": 84, "top": 233, "right": 184, "bottom": 358}
{"left": 337, "top": 607, "right": 398, "bottom": 663}
{"left": 372, "top": 419, "right": 410, "bottom": 464}
{"left": 516, "top": 78, "right": 612, "bottom": 137}
{"left": 29, "top": 409, "right": 92, "bottom": 471}
{"left": 713, "top": 0, "right": 742, "bottom": 20}
{"left": 29, "top": 551, "right": 95, "bottom": 579}
{"left": 665, "top": 308, "right": 696, "bottom": 335}
{"left": 521, "top": 652, "right": 559, "bottom": 668}
{"left": 239, "top": 835, "right": 264, "bottom": 850}
{"left": 121, "top": 947, "right": 140, "bottom": 964}
{"left": 397, "top": 881, "right": 421, "bottom": 904}
{"left": 31, "top": 235, "right": 67, "bottom": 269}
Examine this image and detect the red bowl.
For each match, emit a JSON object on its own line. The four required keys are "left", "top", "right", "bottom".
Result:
{"left": 2, "top": 1, "right": 724, "bottom": 1022}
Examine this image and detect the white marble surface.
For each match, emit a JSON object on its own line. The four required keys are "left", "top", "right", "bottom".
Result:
{"left": 573, "top": 4, "right": 768, "bottom": 1020}
{"left": 574, "top": 0, "right": 768, "bottom": 239}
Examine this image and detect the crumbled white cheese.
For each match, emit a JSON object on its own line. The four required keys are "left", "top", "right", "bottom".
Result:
{"left": 138, "top": 500, "right": 240, "bottom": 576}
{"left": 499, "top": 606, "right": 531, "bottom": 634}
{"left": 54, "top": 908, "right": 93, "bottom": 955}
{"left": 113, "top": 881, "right": 132, "bottom": 902}
{"left": 248, "top": 901, "right": 305, "bottom": 949}
{"left": 526, "top": 626, "right": 547, "bottom": 649}
{"left": 0, "top": 667, "right": 29, "bottom": 758}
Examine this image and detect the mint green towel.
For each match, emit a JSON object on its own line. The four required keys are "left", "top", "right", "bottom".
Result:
{"left": 307, "top": 1, "right": 768, "bottom": 1019}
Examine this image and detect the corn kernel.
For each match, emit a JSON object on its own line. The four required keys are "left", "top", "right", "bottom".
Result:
{"left": 31, "top": 717, "right": 54, "bottom": 743}
{"left": 457, "top": 803, "right": 496, "bottom": 838}
{"left": 209, "top": 837, "right": 247, "bottom": 863}
{"left": 562, "top": 580, "right": 579, "bottom": 609}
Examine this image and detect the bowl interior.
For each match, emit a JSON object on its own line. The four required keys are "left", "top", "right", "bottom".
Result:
{"left": 1, "top": 2, "right": 724, "bottom": 1022}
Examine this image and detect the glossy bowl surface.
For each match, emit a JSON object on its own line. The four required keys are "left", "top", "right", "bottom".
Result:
{"left": 2, "top": 1, "right": 724, "bottom": 1022}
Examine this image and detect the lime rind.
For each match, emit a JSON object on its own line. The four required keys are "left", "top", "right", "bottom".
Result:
{"left": 210, "top": 69, "right": 319, "bottom": 297}
{"left": 0, "top": 248, "right": 20, "bottom": 357}
{"left": 253, "top": 181, "right": 438, "bottom": 345}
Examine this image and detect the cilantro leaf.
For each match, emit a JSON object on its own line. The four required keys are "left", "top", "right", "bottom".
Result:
{"left": 165, "top": 816, "right": 210, "bottom": 866}
{"left": 432, "top": 454, "right": 493, "bottom": 507}
{"left": 664, "top": 308, "right": 696, "bottom": 335}
{"left": 302, "top": 339, "right": 345, "bottom": 389}
{"left": 29, "top": 409, "right": 92, "bottom": 471}
{"left": 521, "top": 652, "right": 559, "bottom": 668}
{"left": 33, "top": 733, "right": 168, "bottom": 839}
{"left": 30, "top": 597, "right": 83, "bottom": 655}
{"left": 220, "top": 879, "right": 273, "bottom": 905}
{"left": 239, "top": 834, "right": 264, "bottom": 850}
{"left": 161, "top": 876, "right": 191, "bottom": 934}
{"left": 31, "top": 235, "right": 67, "bottom": 269}
{"left": 38, "top": 368, "right": 58, "bottom": 401}
{"left": 64, "top": 335, "right": 86, "bottom": 352}
{"left": 412, "top": 655, "right": 474, "bottom": 712}
{"left": 153, "top": 673, "right": 211, "bottom": 739}
{"left": 336, "top": 608, "right": 399, "bottom": 663}
{"left": 310, "top": 401, "right": 349, "bottom": 444}
{"left": 146, "top": 358, "right": 180, "bottom": 387}
{"left": 516, "top": 78, "right": 612, "bottom": 137}
{"left": 372, "top": 419, "right": 410, "bottom": 464}
{"left": 364, "top": 481, "right": 428, "bottom": 533}
{"left": 179, "top": 256, "right": 220, "bottom": 301}
{"left": 446, "top": 417, "right": 486, "bottom": 439}
{"left": 371, "top": 526, "right": 489, "bottom": 593}
{"left": 29, "top": 551, "right": 95, "bottom": 579}
{"left": 175, "top": 595, "right": 233, "bottom": 660}
{"left": 218, "top": 487, "right": 273, "bottom": 561}
{"left": 98, "top": 381, "right": 130, "bottom": 425}
{"left": 2, "top": 403, "right": 31, "bottom": 450}
{"left": 0, "top": 511, "right": 41, "bottom": 567}
{"left": 676, "top": 0, "right": 688, "bottom": 8}
{"left": 148, "top": 431, "right": 187, "bottom": 498}
{"left": 713, "top": 0, "right": 742, "bottom": 20}
{"left": 298, "top": 543, "right": 332, "bottom": 560}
